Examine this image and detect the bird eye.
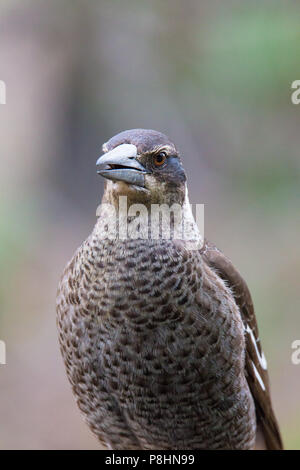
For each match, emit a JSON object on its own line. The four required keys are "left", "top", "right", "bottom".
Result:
{"left": 153, "top": 151, "right": 167, "bottom": 167}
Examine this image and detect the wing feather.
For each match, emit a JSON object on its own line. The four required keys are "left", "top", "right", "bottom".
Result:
{"left": 201, "top": 240, "right": 283, "bottom": 450}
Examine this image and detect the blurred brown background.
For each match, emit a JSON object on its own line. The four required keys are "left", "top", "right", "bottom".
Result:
{"left": 0, "top": 0, "right": 299, "bottom": 450}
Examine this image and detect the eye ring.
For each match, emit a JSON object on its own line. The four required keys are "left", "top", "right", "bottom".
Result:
{"left": 153, "top": 151, "right": 167, "bottom": 167}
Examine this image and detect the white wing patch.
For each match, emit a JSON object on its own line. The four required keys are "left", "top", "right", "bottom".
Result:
{"left": 246, "top": 324, "right": 268, "bottom": 370}
{"left": 251, "top": 361, "right": 266, "bottom": 391}
{"left": 261, "top": 351, "right": 268, "bottom": 371}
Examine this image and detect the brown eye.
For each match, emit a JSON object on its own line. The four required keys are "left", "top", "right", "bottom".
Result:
{"left": 153, "top": 151, "right": 167, "bottom": 167}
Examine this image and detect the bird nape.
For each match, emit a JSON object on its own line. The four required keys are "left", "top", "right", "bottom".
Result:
{"left": 56, "top": 128, "right": 283, "bottom": 450}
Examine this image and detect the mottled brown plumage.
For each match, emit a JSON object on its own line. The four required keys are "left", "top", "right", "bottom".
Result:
{"left": 56, "top": 129, "right": 282, "bottom": 450}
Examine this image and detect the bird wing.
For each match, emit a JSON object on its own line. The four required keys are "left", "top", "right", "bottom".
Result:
{"left": 200, "top": 239, "right": 283, "bottom": 450}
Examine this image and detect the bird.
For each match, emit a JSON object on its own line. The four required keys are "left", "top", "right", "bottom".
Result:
{"left": 56, "top": 128, "right": 283, "bottom": 450}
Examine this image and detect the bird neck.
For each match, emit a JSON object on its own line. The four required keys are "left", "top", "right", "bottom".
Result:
{"left": 94, "top": 184, "right": 203, "bottom": 249}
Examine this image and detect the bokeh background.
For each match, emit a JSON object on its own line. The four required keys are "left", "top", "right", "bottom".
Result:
{"left": 0, "top": 0, "right": 299, "bottom": 450}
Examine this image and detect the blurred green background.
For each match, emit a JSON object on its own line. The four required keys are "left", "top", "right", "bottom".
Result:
{"left": 0, "top": 0, "right": 299, "bottom": 449}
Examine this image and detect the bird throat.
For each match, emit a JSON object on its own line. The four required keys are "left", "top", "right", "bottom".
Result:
{"left": 95, "top": 183, "right": 203, "bottom": 250}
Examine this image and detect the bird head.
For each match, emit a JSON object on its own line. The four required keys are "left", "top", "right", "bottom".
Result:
{"left": 96, "top": 129, "right": 187, "bottom": 207}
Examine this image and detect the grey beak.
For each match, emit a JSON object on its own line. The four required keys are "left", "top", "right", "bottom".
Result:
{"left": 96, "top": 144, "right": 148, "bottom": 187}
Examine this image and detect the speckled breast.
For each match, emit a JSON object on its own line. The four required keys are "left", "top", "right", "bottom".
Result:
{"left": 57, "top": 237, "right": 256, "bottom": 449}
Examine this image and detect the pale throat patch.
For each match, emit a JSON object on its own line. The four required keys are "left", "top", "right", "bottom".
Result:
{"left": 182, "top": 185, "right": 204, "bottom": 250}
